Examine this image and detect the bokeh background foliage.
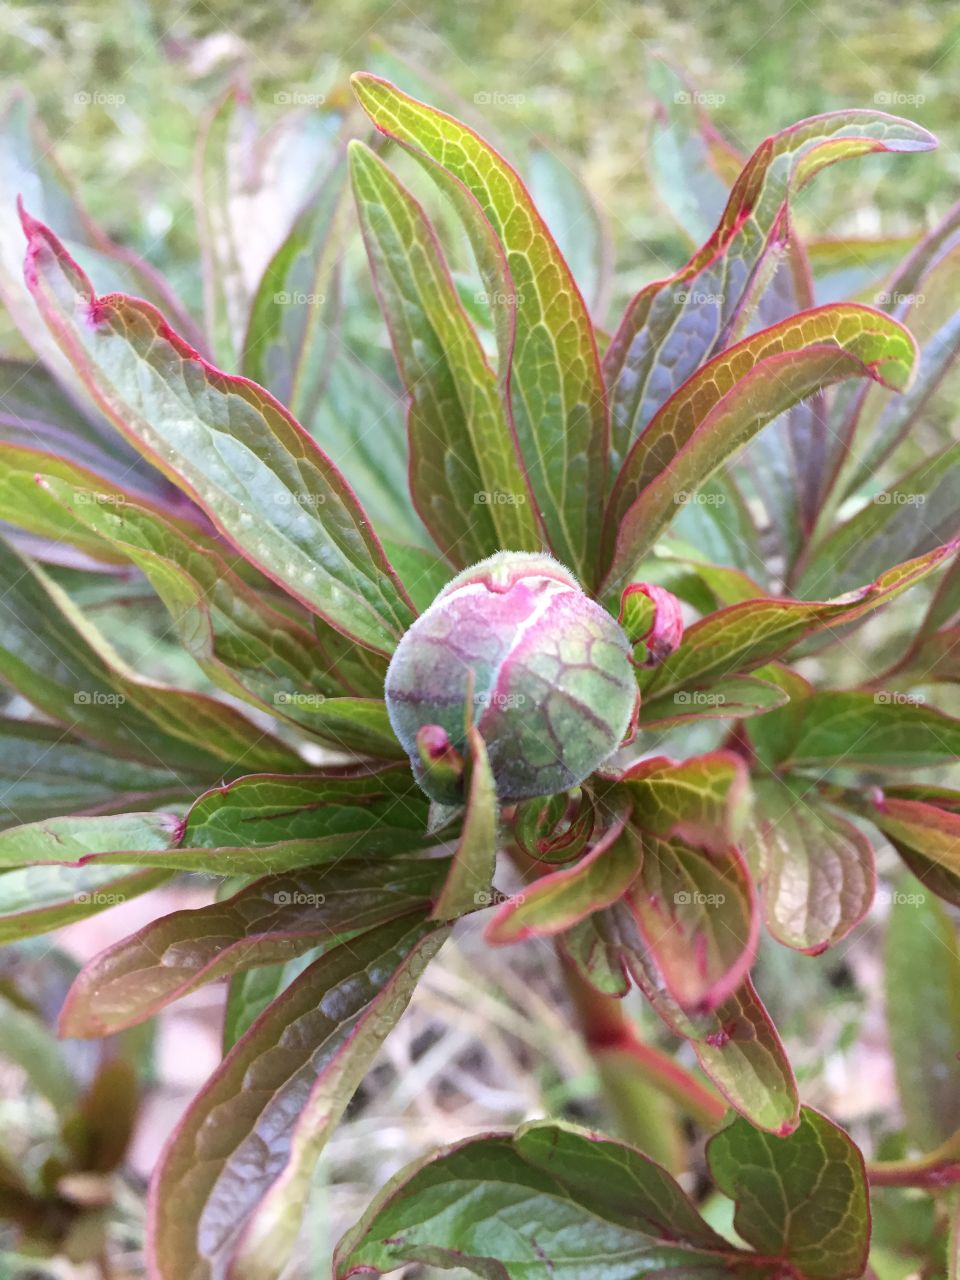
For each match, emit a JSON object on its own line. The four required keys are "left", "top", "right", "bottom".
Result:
{"left": 1, "top": 1, "right": 960, "bottom": 1277}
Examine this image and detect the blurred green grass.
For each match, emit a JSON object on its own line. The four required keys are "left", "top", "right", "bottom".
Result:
{"left": 3, "top": 0, "right": 958, "bottom": 311}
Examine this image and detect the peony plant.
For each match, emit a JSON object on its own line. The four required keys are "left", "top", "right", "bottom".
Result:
{"left": 0, "top": 55, "right": 957, "bottom": 1279}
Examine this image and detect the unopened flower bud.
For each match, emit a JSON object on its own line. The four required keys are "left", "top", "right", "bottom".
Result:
{"left": 385, "top": 552, "right": 637, "bottom": 804}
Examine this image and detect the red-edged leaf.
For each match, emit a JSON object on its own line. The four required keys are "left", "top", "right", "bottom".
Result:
{"left": 616, "top": 752, "right": 750, "bottom": 854}
{"left": 147, "top": 913, "right": 448, "bottom": 1280}
{"left": 485, "top": 813, "right": 638, "bottom": 944}
{"left": 352, "top": 73, "right": 608, "bottom": 583}
{"left": 605, "top": 107, "right": 935, "bottom": 465}
{"left": 19, "top": 207, "right": 415, "bottom": 656}
{"left": 60, "top": 858, "right": 447, "bottom": 1037}
{"left": 349, "top": 140, "right": 541, "bottom": 564}
{"left": 431, "top": 727, "right": 498, "bottom": 920}
{"left": 627, "top": 836, "right": 758, "bottom": 1012}
{"left": 601, "top": 304, "right": 919, "bottom": 591}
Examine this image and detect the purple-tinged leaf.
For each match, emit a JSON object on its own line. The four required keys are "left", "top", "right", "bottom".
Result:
{"left": 352, "top": 74, "right": 609, "bottom": 583}
{"left": 0, "top": 810, "right": 180, "bottom": 868}
{"left": 795, "top": 446, "right": 960, "bottom": 599}
{"left": 19, "top": 208, "right": 415, "bottom": 656}
{"left": 147, "top": 913, "right": 448, "bottom": 1280}
{"left": 602, "top": 304, "right": 919, "bottom": 591}
{"left": 242, "top": 163, "right": 347, "bottom": 422}
{"left": 747, "top": 778, "right": 875, "bottom": 953}
{"left": 843, "top": 787, "right": 960, "bottom": 881}
{"left": 605, "top": 107, "right": 935, "bottom": 465}
{"left": 60, "top": 858, "right": 448, "bottom": 1037}
{"left": 195, "top": 87, "right": 339, "bottom": 365}
{"left": 616, "top": 752, "right": 750, "bottom": 853}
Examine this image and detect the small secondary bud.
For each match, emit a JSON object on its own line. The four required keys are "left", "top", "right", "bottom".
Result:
{"left": 618, "top": 582, "right": 684, "bottom": 667}
{"left": 385, "top": 552, "right": 637, "bottom": 804}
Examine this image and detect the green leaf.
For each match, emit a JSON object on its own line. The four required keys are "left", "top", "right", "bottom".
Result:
{"left": 309, "top": 346, "right": 425, "bottom": 548}
{"left": 26, "top": 471, "right": 388, "bottom": 722}
{"left": 639, "top": 541, "right": 958, "bottom": 700}
{"left": 605, "top": 107, "right": 935, "bottom": 465}
{"left": 747, "top": 778, "right": 875, "bottom": 953}
{"left": 527, "top": 143, "right": 612, "bottom": 317}
{"left": 148, "top": 913, "right": 448, "bottom": 1280}
{"left": 486, "top": 816, "right": 641, "bottom": 943}
{"left": 0, "top": 863, "right": 171, "bottom": 941}
{"left": 431, "top": 728, "right": 498, "bottom": 920}
{"left": 352, "top": 73, "right": 608, "bottom": 582}
{"left": 0, "top": 990, "right": 78, "bottom": 1113}
{"left": 222, "top": 950, "right": 321, "bottom": 1051}
{"left": 60, "top": 858, "right": 448, "bottom": 1036}
{"left": 646, "top": 59, "right": 733, "bottom": 244}
{"left": 779, "top": 691, "right": 960, "bottom": 769}
{"left": 182, "top": 765, "right": 427, "bottom": 849}
{"left": 195, "top": 88, "right": 338, "bottom": 365}
{"left": 0, "top": 718, "right": 188, "bottom": 828}
{"left": 558, "top": 911, "right": 630, "bottom": 997}
{"left": 857, "top": 789, "right": 960, "bottom": 882}
{"left": 602, "top": 304, "right": 919, "bottom": 590}
{"left": 0, "top": 358, "right": 174, "bottom": 506}
{"left": 0, "top": 531, "right": 303, "bottom": 774}
{"left": 0, "top": 810, "right": 180, "bottom": 868}
{"left": 334, "top": 1118, "right": 739, "bottom": 1279}
{"left": 613, "top": 902, "right": 799, "bottom": 1132}
{"left": 796, "top": 445, "right": 960, "bottom": 598}
{"left": 350, "top": 141, "right": 541, "bottom": 563}
{"left": 616, "top": 752, "right": 750, "bottom": 852}
{"left": 707, "top": 1107, "right": 870, "bottom": 1278}
{"left": 242, "top": 164, "right": 347, "bottom": 421}
{"left": 20, "top": 208, "right": 415, "bottom": 656}
{"left": 628, "top": 836, "right": 757, "bottom": 1011}
{"left": 0, "top": 91, "right": 205, "bottom": 382}
{"left": 637, "top": 674, "right": 790, "bottom": 726}
{"left": 885, "top": 878, "right": 960, "bottom": 1150}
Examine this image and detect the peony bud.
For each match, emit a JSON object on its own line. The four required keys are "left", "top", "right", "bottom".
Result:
{"left": 385, "top": 552, "right": 637, "bottom": 804}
